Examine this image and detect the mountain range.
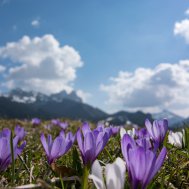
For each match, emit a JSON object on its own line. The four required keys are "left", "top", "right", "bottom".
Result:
{"left": 0, "top": 88, "right": 188, "bottom": 128}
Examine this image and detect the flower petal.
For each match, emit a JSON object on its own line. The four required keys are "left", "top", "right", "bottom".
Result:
{"left": 77, "top": 128, "right": 84, "bottom": 155}
{"left": 89, "top": 160, "right": 105, "bottom": 189}
{"left": 120, "top": 128, "right": 126, "bottom": 139}
{"left": 40, "top": 133, "right": 49, "bottom": 156}
{"left": 50, "top": 136, "right": 63, "bottom": 161}
{"left": 84, "top": 132, "right": 96, "bottom": 165}
{"left": 148, "top": 147, "right": 167, "bottom": 183}
{"left": 105, "top": 157, "right": 126, "bottom": 189}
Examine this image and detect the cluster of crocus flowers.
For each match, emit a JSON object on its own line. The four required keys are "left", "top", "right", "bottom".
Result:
{"left": 0, "top": 127, "right": 26, "bottom": 172}
{"left": 89, "top": 158, "right": 126, "bottom": 189}
{"left": 51, "top": 119, "right": 68, "bottom": 130}
{"left": 40, "top": 131, "right": 75, "bottom": 164}
{"left": 120, "top": 119, "right": 168, "bottom": 189}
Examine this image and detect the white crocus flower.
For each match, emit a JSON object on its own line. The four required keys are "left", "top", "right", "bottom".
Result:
{"left": 89, "top": 158, "right": 126, "bottom": 189}
{"left": 168, "top": 131, "right": 183, "bottom": 148}
{"left": 120, "top": 127, "right": 135, "bottom": 139}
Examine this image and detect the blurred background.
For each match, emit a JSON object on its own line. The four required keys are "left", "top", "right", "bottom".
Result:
{"left": 0, "top": 0, "right": 189, "bottom": 128}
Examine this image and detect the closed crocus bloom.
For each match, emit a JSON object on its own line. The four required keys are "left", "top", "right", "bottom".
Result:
{"left": 121, "top": 134, "right": 167, "bottom": 189}
{"left": 14, "top": 125, "right": 26, "bottom": 140}
{"left": 0, "top": 128, "right": 26, "bottom": 172}
{"left": 110, "top": 126, "right": 120, "bottom": 136}
{"left": 40, "top": 132, "right": 73, "bottom": 164}
{"left": 51, "top": 119, "right": 60, "bottom": 125}
{"left": 168, "top": 131, "right": 183, "bottom": 148}
{"left": 120, "top": 127, "right": 135, "bottom": 139}
{"left": 77, "top": 123, "right": 109, "bottom": 166}
{"left": 145, "top": 119, "right": 168, "bottom": 144}
{"left": 89, "top": 158, "right": 126, "bottom": 189}
{"left": 59, "top": 122, "right": 68, "bottom": 130}
{"left": 120, "top": 127, "right": 126, "bottom": 139}
{"left": 31, "top": 118, "right": 41, "bottom": 125}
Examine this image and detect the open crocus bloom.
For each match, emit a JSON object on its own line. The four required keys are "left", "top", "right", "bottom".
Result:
{"left": 121, "top": 134, "right": 167, "bottom": 189}
{"left": 40, "top": 132, "right": 74, "bottom": 164}
{"left": 89, "top": 157, "right": 126, "bottom": 189}
{"left": 59, "top": 130, "right": 75, "bottom": 143}
{"left": 77, "top": 122, "right": 110, "bottom": 166}
{"left": 145, "top": 119, "right": 168, "bottom": 145}
{"left": 0, "top": 128, "right": 26, "bottom": 172}
{"left": 168, "top": 131, "right": 183, "bottom": 148}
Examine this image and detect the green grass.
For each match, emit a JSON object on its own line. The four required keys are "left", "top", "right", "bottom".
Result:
{"left": 0, "top": 119, "right": 188, "bottom": 189}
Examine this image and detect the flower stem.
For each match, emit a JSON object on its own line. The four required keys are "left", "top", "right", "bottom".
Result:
{"left": 81, "top": 166, "right": 89, "bottom": 189}
{"left": 10, "top": 130, "right": 15, "bottom": 186}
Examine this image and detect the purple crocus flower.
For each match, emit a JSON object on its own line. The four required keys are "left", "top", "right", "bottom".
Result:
{"left": 0, "top": 128, "right": 26, "bottom": 172}
{"left": 121, "top": 134, "right": 167, "bottom": 189}
{"left": 51, "top": 119, "right": 68, "bottom": 130}
{"left": 145, "top": 119, "right": 168, "bottom": 144}
{"left": 59, "top": 122, "right": 68, "bottom": 130}
{"left": 136, "top": 137, "right": 152, "bottom": 150}
{"left": 59, "top": 130, "right": 75, "bottom": 143}
{"left": 51, "top": 119, "right": 60, "bottom": 126}
{"left": 110, "top": 126, "right": 120, "bottom": 136}
{"left": 40, "top": 132, "right": 74, "bottom": 164}
{"left": 31, "top": 118, "right": 41, "bottom": 125}
{"left": 95, "top": 124, "right": 112, "bottom": 138}
{"left": 77, "top": 123, "right": 110, "bottom": 166}
{"left": 135, "top": 128, "right": 150, "bottom": 139}
{"left": 14, "top": 125, "right": 26, "bottom": 140}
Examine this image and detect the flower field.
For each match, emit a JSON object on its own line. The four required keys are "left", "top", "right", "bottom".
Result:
{"left": 0, "top": 118, "right": 188, "bottom": 189}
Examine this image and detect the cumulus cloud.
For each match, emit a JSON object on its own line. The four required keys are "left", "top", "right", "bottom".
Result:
{"left": 0, "top": 34, "right": 83, "bottom": 95}
{"left": 76, "top": 90, "right": 91, "bottom": 103}
{"left": 31, "top": 19, "right": 40, "bottom": 27}
{"left": 174, "top": 19, "right": 189, "bottom": 43}
{"left": 101, "top": 60, "right": 189, "bottom": 116}
{"left": 174, "top": 9, "right": 189, "bottom": 43}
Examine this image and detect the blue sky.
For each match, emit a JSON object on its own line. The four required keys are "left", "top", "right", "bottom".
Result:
{"left": 0, "top": 0, "right": 189, "bottom": 116}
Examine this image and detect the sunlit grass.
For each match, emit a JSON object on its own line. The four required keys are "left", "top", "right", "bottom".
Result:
{"left": 0, "top": 119, "right": 188, "bottom": 188}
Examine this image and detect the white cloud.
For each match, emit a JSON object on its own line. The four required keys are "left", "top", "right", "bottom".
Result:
{"left": 101, "top": 60, "right": 189, "bottom": 117}
{"left": 31, "top": 19, "right": 40, "bottom": 27}
{"left": 174, "top": 9, "right": 189, "bottom": 43}
{"left": 76, "top": 90, "right": 91, "bottom": 103}
{"left": 0, "top": 65, "right": 6, "bottom": 73}
{"left": 0, "top": 34, "right": 83, "bottom": 94}
{"left": 174, "top": 19, "right": 189, "bottom": 43}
